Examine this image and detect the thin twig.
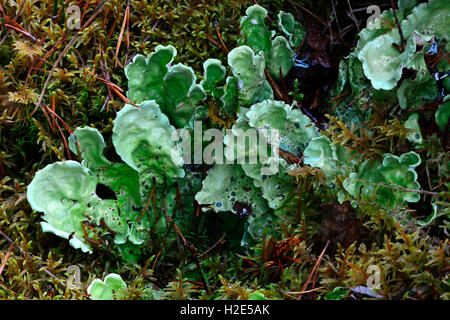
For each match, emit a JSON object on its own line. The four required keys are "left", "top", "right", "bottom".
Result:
{"left": 346, "top": 0, "right": 360, "bottom": 32}
{"left": 171, "top": 221, "right": 210, "bottom": 294}
{"left": 331, "top": 0, "right": 343, "bottom": 41}
{"left": 284, "top": 286, "right": 325, "bottom": 295}
{"left": 214, "top": 22, "right": 229, "bottom": 55}
{"left": 390, "top": 0, "right": 406, "bottom": 49}
{"left": 297, "top": 240, "right": 329, "bottom": 300}
{"left": 198, "top": 233, "right": 227, "bottom": 258}
{"left": 343, "top": 86, "right": 373, "bottom": 109}
{"left": 3, "top": 23, "right": 36, "bottom": 41}
{"left": 138, "top": 179, "right": 156, "bottom": 222}
{"left": 353, "top": 179, "right": 444, "bottom": 197}
{"left": 265, "top": 70, "right": 289, "bottom": 103}
{"left": 0, "top": 279, "right": 17, "bottom": 296}
{"left": 0, "top": 230, "right": 62, "bottom": 283}
{"left": 115, "top": 0, "right": 131, "bottom": 68}
{"left": 30, "top": 0, "right": 105, "bottom": 118}
{"left": 0, "top": 0, "right": 25, "bottom": 46}
{"left": 0, "top": 244, "right": 13, "bottom": 276}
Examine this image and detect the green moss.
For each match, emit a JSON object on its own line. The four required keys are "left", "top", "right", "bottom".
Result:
{"left": 1, "top": 0, "right": 448, "bottom": 301}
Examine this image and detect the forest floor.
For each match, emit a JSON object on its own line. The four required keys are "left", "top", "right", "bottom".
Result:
{"left": 0, "top": 0, "right": 448, "bottom": 300}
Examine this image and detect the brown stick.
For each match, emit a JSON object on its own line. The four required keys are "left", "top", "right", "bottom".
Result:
{"left": 0, "top": 230, "right": 61, "bottom": 282}
{"left": 353, "top": 179, "right": 444, "bottom": 198}
{"left": 346, "top": 0, "right": 360, "bottom": 32}
{"left": 115, "top": 0, "right": 130, "bottom": 68}
{"left": 0, "top": 244, "right": 13, "bottom": 276}
{"left": 0, "top": 0, "right": 25, "bottom": 46}
{"left": 390, "top": 0, "right": 406, "bottom": 49}
{"left": 30, "top": 1, "right": 105, "bottom": 118}
{"left": 171, "top": 221, "right": 210, "bottom": 294}
{"left": 214, "top": 23, "right": 229, "bottom": 55}
{"left": 265, "top": 70, "right": 289, "bottom": 103}
{"left": 297, "top": 240, "right": 329, "bottom": 300}
{"left": 198, "top": 233, "right": 226, "bottom": 258}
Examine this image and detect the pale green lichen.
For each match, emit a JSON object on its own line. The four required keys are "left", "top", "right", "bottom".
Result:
{"left": 343, "top": 152, "right": 422, "bottom": 208}
{"left": 404, "top": 113, "right": 423, "bottom": 146}
{"left": 87, "top": 273, "right": 127, "bottom": 300}
{"left": 28, "top": 161, "right": 100, "bottom": 253}
{"left": 196, "top": 99, "right": 321, "bottom": 243}
{"left": 333, "top": 0, "right": 448, "bottom": 132}
{"left": 356, "top": 0, "right": 449, "bottom": 91}
{"left": 195, "top": 164, "right": 268, "bottom": 216}
{"left": 277, "top": 10, "right": 306, "bottom": 49}
{"left": 223, "top": 100, "right": 319, "bottom": 209}
{"left": 194, "top": 163, "right": 273, "bottom": 242}
{"left": 227, "top": 45, "right": 273, "bottom": 105}
{"left": 303, "top": 136, "right": 354, "bottom": 178}
{"left": 397, "top": 53, "right": 438, "bottom": 110}
{"left": 28, "top": 100, "right": 185, "bottom": 254}
{"left": 357, "top": 30, "right": 417, "bottom": 90}
{"left": 200, "top": 59, "right": 239, "bottom": 117}
{"left": 112, "top": 100, "right": 185, "bottom": 185}
{"left": 125, "top": 45, "right": 206, "bottom": 128}
{"left": 435, "top": 99, "right": 450, "bottom": 130}
{"left": 200, "top": 58, "right": 226, "bottom": 99}
{"left": 238, "top": 4, "right": 305, "bottom": 81}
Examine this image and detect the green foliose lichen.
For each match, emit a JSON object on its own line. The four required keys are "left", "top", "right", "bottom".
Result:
{"left": 28, "top": 101, "right": 185, "bottom": 254}
{"left": 125, "top": 45, "right": 206, "bottom": 128}
{"left": 238, "top": 4, "right": 306, "bottom": 81}
{"left": 343, "top": 152, "right": 422, "bottom": 208}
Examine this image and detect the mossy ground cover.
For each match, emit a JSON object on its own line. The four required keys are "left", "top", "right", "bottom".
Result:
{"left": 0, "top": 0, "right": 448, "bottom": 300}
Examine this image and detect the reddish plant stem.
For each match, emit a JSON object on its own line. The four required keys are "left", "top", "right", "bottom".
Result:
{"left": 297, "top": 240, "right": 329, "bottom": 300}
{"left": 390, "top": 0, "right": 406, "bottom": 49}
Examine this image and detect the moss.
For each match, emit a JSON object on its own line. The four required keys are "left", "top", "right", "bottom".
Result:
{"left": 0, "top": 0, "right": 448, "bottom": 301}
